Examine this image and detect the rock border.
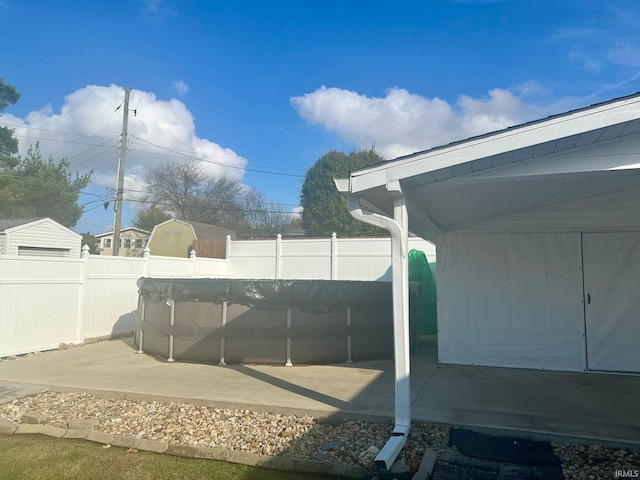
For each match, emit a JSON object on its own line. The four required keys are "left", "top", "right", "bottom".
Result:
{"left": 0, "top": 414, "right": 370, "bottom": 479}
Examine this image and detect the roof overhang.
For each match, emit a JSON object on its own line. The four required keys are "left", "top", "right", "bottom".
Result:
{"left": 337, "top": 92, "right": 640, "bottom": 241}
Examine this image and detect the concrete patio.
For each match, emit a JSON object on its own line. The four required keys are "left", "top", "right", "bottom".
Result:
{"left": 0, "top": 336, "right": 638, "bottom": 449}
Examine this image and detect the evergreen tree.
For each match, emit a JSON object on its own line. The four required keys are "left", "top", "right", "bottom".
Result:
{"left": 300, "top": 149, "right": 387, "bottom": 237}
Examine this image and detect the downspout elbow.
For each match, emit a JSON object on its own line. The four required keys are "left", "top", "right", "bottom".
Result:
{"left": 346, "top": 194, "right": 406, "bottom": 258}
{"left": 345, "top": 193, "right": 411, "bottom": 471}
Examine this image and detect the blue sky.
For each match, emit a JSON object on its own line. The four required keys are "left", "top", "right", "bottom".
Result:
{"left": 1, "top": 0, "right": 640, "bottom": 234}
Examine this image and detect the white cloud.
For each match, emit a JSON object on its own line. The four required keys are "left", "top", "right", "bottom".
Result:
{"left": 291, "top": 86, "right": 568, "bottom": 159}
{"left": 549, "top": 5, "right": 640, "bottom": 75}
{"left": 140, "top": 0, "right": 176, "bottom": 19}
{"left": 2, "top": 84, "right": 247, "bottom": 203}
{"left": 608, "top": 41, "right": 640, "bottom": 67}
{"left": 172, "top": 80, "right": 189, "bottom": 95}
{"left": 569, "top": 50, "right": 604, "bottom": 73}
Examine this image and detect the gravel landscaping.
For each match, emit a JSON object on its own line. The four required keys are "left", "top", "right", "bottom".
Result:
{"left": 0, "top": 391, "right": 449, "bottom": 475}
{"left": 0, "top": 391, "right": 638, "bottom": 479}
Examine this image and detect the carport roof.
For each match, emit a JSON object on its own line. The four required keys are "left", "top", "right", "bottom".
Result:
{"left": 336, "top": 91, "right": 640, "bottom": 241}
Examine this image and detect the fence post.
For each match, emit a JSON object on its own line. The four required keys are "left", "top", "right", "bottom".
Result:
{"left": 143, "top": 246, "right": 150, "bottom": 277}
{"left": 331, "top": 232, "right": 337, "bottom": 280}
{"left": 225, "top": 235, "right": 232, "bottom": 278}
{"left": 76, "top": 245, "right": 91, "bottom": 344}
{"left": 276, "top": 233, "right": 282, "bottom": 280}
{"left": 190, "top": 248, "right": 196, "bottom": 278}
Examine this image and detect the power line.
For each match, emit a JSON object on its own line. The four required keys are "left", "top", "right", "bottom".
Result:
{"left": 9, "top": 133, "right": 116, "bottom": 148}
{"left": 74, "top": 144, "right": 120, "bottom": 172}
{"left": 0, "top": 44, "right": 114, "bottom": 84}
{"left": 119, "top": 196, "right": 300, "bottom": 215}
{"left": 0, "top": 122, "right": 117, "bottom": 142}
{"left": 128, "top": 145, "right": 307, "bottom": 173}
{"left": 132, "top": 135, "right": 306, "bottom": 178}
{"left": 110, "top": 184, "right": 301, "bottom": 207}
{"left": 0, "top": 44, "right": 321, "bottom": 145}
{"left": 2, "top": 128, "right": 307, "bottom": 177}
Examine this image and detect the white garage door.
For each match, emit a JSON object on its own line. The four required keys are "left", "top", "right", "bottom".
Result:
{"left": 583, "top": 232, "right": 640, "bottom": 373}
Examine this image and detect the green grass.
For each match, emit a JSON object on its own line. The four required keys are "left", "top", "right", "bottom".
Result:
{"left": 0, "top": 435, "right": 340, "bottom": 480}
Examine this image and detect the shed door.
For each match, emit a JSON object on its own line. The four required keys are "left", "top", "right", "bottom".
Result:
{"left": 583, "top": 232, "right": 640, "bottom": 373}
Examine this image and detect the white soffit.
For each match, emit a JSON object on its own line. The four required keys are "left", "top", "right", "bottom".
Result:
{"left": 412, "top": 170, "right": 640, "bottom": 227}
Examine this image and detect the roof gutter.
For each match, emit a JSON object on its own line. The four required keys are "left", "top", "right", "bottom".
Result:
{"left": 345, "top": 193, "right": 411, "bottom": 472}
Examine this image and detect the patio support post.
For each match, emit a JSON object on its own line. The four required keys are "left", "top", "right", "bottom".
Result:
{"left": 346, "top": 307, "right": 353, "bottom": 363}
{"left": 218, "top": 302, "right": 227, "bottom": 366}
{"left": 345, "top": 193, "right": 411, "bottom": 472}
{"left": 285, "top": 308, "right": 293, "bottom": 366}
{"left": 136, "top": 296, "right": 145, "bottom": 354}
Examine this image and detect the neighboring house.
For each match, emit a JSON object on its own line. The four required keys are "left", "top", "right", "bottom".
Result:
{"left": 147, "top": 219, "right": 237, "bottom": 258}
{"left": 0, "top": 218, "right": 81, "bottom": 257}
{"left": 95, "top": 227, "right": 150, "bottom": 257}
{"left": 337, "top": 91, "right": 640, "bottom": 375}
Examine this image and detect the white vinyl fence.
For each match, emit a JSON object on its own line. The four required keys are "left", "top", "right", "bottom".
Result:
{"left": 228, "top": 234, "right": 436, "bottom": 281}
{"left": 0, "top": 235, "right": 434, "bottom": 357}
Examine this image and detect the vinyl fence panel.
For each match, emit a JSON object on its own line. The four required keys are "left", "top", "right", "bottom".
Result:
{"left": 0, "top": 256, "right": 83, "bottom": 356}
{"left": 0, "top": 235, "right": 435, "bottom": 357}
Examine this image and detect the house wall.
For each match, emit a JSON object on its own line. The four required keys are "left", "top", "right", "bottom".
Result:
{"left": 98, "top": 230, "right": 149, "bottom": 257}
{"left": 5, "top": 220, "right": 81, "bottom": 257}
{"left": 147, "top": 221, "right": 196, "bottom": 258}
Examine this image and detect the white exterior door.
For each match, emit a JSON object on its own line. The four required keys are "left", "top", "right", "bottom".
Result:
{"left": 582, "top": 232, "right": 640, "bottom": 373}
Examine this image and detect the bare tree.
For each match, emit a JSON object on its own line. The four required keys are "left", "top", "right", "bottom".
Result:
{"left": 143, "top": 159, "right": 245, "bottom": 229}
{"left": 241, "top": 189, "right": 292, "bottom": 238}
{"left": 141, "top": 159, "right": 292, "bottom": 236}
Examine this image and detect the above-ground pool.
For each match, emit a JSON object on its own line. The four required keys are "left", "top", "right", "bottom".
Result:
{"left": 135, "top": 278, "right": 419, "bottom": 365}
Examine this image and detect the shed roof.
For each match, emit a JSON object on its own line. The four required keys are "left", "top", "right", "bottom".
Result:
{"left": 0, "top": 218, "right": 43, "bottom": 232}
{"left": 0, "top": 218, "right": 81, "bottom": 238}
{"left": 188, "top": 221, "right": 237, "bottom": 240}
{"left": 94, "top": 227, "right": 150, "bottom": 238}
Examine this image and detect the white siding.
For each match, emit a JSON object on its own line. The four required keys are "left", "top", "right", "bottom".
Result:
{"left": 5, "top": 219, "right": 81, "bottom": 257}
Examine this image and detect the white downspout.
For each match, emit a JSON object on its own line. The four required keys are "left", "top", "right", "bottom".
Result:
{"left": 346, "top": 194, "right": 411, "bottom": 472}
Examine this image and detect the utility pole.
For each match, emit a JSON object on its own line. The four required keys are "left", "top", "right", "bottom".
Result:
{"left": 112, "top": 87, "right": 132, "bottom": 256}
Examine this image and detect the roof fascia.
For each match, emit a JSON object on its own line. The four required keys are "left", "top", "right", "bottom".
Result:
{"left": 5, "top": 218, "right": 81, "bottom": 239}
{"left": 349, "top": 95, "right": 640, "bottom": 194}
